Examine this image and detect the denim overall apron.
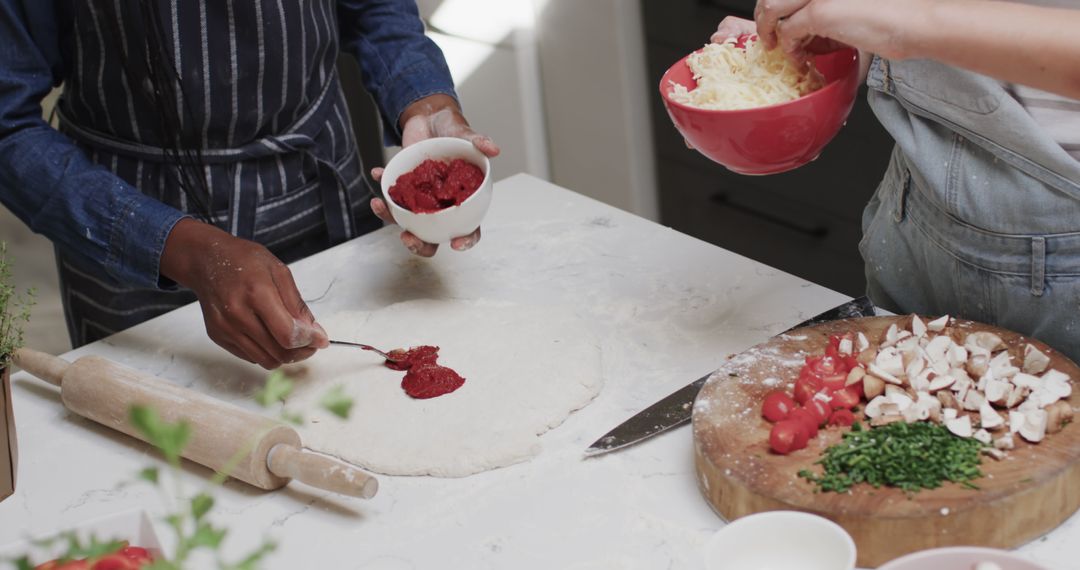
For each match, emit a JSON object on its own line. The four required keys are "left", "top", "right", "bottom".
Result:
{"left": 861, "top": 56, "right": 1080, "bottom": 361}
{"left": 53, "top": 0, "right": 379, "bottom": 346}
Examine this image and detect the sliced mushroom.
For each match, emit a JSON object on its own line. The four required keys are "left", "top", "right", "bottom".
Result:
{"left": 863, "top": 374, "right": 886, "bottom": 400}
{"left": 911, "top": 314, "right": 927, "bottom": 338}
{"left": 1005, "top": 385, "right": 1026, "bottom": 409}
{"left": 1019, "top": 409, "right": 1048, "bottom": 443}
{"left": 910, "top": 369, "right": 932, "bottom": 392}
{"left": 980, "top": 401, "right": 1004, "bottom": 430}
{"left": 886, "top": 388, "right": 914, "bottom": 411}
{"left": 1042, "top": 370, "right": 1073, "bottom": 399}
{"left": 926, "top": 315, "right": 950, "bottom": 332}
{"left": 946, "top": 415, "right": 973, "bottom": 438}
{"left": 973, "top": 428, "right": 993, "bottom": 445}
{"left": 965, "top": 331, "right": 1005, "bottom": 354}
{"left": 963, "top": 389, "right": 986, "bottom": 412}
{"left": 1012, "top": 373, "right": 1042, "bottom": 391}
{"left": 1046, "top": 401, "right": 1074, "bottom": 434}
{"left": 929, "top": 374, "right": 956, "bottom": 392}
{"left": 938, "top": 390, "right": 961, "bottom": 411}
{"left": 994, "top": 433, "right": 1015, "bottom": 450}
{"left": 943, "top": 407, "right": 959, "bottom": 422}
{"left": 1023, "top": 344, "right": 1051, "bottom": 375}
{"left": 982, "top": 447, "right": 1006, "bottom": 460}
{"left": 838, "top": 336, "right": 854, "bottom": 357}
{"left": 845, "top": 366, "right": 866, "bottom": 387}
{"left": 869, "top": 363, "right": 904, "bottom": 386}
{"left": 925, "top": 335, "right": 953, "bottom": 364}
{"left": 857, "top": 347, "right": 877, "bottom": 366}
{"left": 856, "top": 332, "right": 870, "bottom": 353}
{"left": 984, "top": 379, "right": 1010, "bottom": 406}
{"left": 1009, "top": 411, "right": 1026, "bottom": 434}
{"left": 947, "top": 344, "right": 969, "bottom": 368}
{"left": 989, "top": 351, "right": 1019, "bottom": 380}
{"left": 864, "top": 395, "right": 890, "bottom": 419}
{"left": 882, "top": 323, "right": 900, "bottom": 347}
{"left": 874, "top": 347, "right": 905, "bottom": 376}
{"left": 967, "top": 354, "right": 991, "bottom": 379}
{"left": 871, "top": 414, "right": 906, "bottom": 427}
{"left": 1027, "top": 388, "right": 1061, "bottom": 409}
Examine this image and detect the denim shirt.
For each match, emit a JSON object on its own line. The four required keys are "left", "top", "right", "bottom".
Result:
{"left": 0, "top": 0, "right": 456, "bottom": 289}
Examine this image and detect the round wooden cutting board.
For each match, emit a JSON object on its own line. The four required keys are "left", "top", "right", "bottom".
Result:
{"left": 692, "top": 315, "right": 1080, "bottom": 568}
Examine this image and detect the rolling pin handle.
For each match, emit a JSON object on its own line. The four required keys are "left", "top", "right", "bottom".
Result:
{"left": 267, "top": 444, "right": 379, "bottom": 499}
{"left": 12, "top": 348, "right": 69, "bottom": 387}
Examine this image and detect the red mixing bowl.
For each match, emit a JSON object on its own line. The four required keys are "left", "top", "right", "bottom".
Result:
{"left": 660, "top": 47, "right": 860, "bottom": 175}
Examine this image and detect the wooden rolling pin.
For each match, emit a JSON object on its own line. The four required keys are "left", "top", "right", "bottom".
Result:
{"left": 13, "top": 348, "right": 377, "bottom": 499}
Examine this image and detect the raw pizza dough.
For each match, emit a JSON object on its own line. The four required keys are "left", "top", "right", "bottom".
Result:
{"left": 285, "top": 299, "right": 603, "bottom": 477}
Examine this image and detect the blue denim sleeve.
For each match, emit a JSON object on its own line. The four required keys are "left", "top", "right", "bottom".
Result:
{"left": 0, "top": 0, "right": 186, "bottom": 289}
{"left": 337, "top": 0, "right": 459, "bottom": 145}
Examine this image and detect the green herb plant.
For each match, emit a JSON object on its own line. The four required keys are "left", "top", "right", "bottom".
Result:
{"left": 798, "top": 421, "right": 986, "bottom": 493}
{"left": 8, "top": 371, "right": 353, "bottom": 569}
{"left": 0, "top": 242, "right": 35, "bottom": 369}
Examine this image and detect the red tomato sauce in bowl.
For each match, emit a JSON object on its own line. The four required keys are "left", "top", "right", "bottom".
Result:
{"left": 388, "top": 158, "right": 485, "bottom": 214}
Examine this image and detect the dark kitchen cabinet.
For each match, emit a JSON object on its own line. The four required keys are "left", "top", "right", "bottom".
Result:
{"left": 642, "top": 0, "right": 895, "bottom": 296}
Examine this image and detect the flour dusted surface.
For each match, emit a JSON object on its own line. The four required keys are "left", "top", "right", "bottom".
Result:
{"left": 285, "top": 299, "right": 604, "bottom": 477}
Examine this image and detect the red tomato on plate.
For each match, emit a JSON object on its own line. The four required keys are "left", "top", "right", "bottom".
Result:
{"left": 805, "top": 398, "right": 831, "bottom": 425}
{"left": 828, "top": 386, "right": 862, "bottom": 409}
{"left": 761, "top": 391, "right": 797, "bottom": 422}
{"left": 828, "top": 409, "right": 856, "bottom": 427}
{"left": 91, "top": 555, "right": 137, "bottom": 570}
{"left": 118, "top": 547, "right": 151, "bottom": 564}
{"left": 787, "top": 407, "right": 820, "bottom": 437}
{"left": 793, "top": 376, "right": 824, "bottom": 405}
{"left": 769, "top": 420, "right": 809, "bottom": 454}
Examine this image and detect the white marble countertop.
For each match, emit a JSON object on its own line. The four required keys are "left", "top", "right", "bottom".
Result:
{"left": 1, "top": 174, "right": 1075, "bottom": 569}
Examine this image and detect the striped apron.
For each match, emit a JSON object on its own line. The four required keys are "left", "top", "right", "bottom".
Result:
{"left": 54, "top": 0, "right": 379, "bottom": 346}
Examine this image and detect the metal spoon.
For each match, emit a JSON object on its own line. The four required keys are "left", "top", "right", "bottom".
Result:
{"left": 328, "top": 340, "right": 403, "bottom": 363}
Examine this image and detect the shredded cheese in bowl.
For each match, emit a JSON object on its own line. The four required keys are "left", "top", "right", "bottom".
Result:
{"left": 668, "top": 37, "right": 825, "bottom": 111}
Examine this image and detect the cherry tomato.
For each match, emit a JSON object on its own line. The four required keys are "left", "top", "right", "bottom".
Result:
{"left": 769, "top": 420, "right": 809, "bottom": 454}
{"left": 119, "top": 547, "right": 152, "bottom": 565}
{"left": 51, "top": 562, "right": 90, "bottom": 570}
{"left": 842, "top": 355, "right": 860, "bottom": 372}
{"left": 805, "top": 398, "right": 831, "bottom": 426}
{"left": 793, "top": 375, "right": 824, "bottom": 405}
{"left": 90, "top": 554, "right": 137, "bottom": 570}
{"left": 761, "top": 391, "right": 797, "bottom": 422}
{"left": 829, "top": 386, "right": 862, "bottom": 410}
{"left": 787, "top": 407, "right": 820, "bottom": 437}
{"left": 828, "top": 409, "right": 856, "bottom": 427}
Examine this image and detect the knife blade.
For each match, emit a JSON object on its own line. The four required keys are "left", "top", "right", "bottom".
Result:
{"left": 584, "top": 296, "right": 876, "bottom": 457}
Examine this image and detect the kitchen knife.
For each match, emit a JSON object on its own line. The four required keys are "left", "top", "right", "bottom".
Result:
{"left": 584, "top": 296, "right": 876, "bottom": 457}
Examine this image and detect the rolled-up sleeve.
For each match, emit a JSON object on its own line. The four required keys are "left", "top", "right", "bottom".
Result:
{"left": 0, "top": 0, "right": 186, "bottom": 288}
{"left": 337, "top": 0, "right": 459, "bottom": 145}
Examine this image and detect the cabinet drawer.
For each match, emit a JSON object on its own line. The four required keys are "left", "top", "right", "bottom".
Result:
{"left": 657, "top": 159, "right": 868, "bottom": 295}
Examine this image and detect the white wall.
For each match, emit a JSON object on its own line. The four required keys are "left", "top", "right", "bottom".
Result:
{"left": 534, "top": 0, "right": 659, "bottom": 220}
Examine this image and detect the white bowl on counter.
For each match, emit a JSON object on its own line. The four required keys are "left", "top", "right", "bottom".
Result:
{"left": 878, "top": 547, "right": 1050, "bottom": 570}
{"left": 381, "top": 137, "right": 493, "bottom": 245}
{"left": 704, "top": 511, "right": 856, "bottom": 570}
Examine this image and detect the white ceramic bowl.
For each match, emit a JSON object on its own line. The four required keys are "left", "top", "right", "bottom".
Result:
{"left": 878, "top": 547, "right": 1049, "bottom": 570}
{"left": 381, "top": 137, "right": 493, "bottom": 244}
{"left": 704, "top": 511, "right": 856, "bottom": 570}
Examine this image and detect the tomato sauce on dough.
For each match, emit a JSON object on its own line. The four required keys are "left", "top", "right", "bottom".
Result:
{"left": 385, "top": 345, "right": 465, "bottom": 399}
{"left": 388, "top": 158, "right": 484, "bottom": 213}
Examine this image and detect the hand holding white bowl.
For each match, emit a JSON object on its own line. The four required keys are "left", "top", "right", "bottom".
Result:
{"left": 369, "top": 94, "right": 499, "bottom": 257}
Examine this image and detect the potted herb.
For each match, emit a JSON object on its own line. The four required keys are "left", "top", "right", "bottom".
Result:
{"left": 0, "top": 242, "right": 34, "bottom": 503}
